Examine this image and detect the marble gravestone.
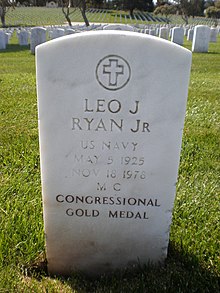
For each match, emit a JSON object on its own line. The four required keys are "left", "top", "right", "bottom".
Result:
{"left": 159, "top": 27, "right": 169, "bottom": 40}
{"left": 187, "top": 29, "right": 194, "bottom": 41}
{"left": 192, "top": 25, "right": 211, "bottom": 53}
{"left": 171, "top": 27, "right": 184, "bottom": 46}
{"left": 51, "top": 28, "right": 65, "bottom": 39}
{"left": 0, "top": 31, "right": 6, "bottom": 50}
{"left": 36, "top": 31, "right": 192, "bottom": 277}
{"left": 149, "top": 29, "right": 156, "bottom": 36}
{"left": 31, "top": 27, "right": 47, "bottom": 54}
{"left": 210, "top": 27, "right": 218, "bottom": 43}
{"left": 18, "top": 31, "right": 29, "bottom": 46}
{"left": 103, "top": 24, "right": 135, "bottom": 31}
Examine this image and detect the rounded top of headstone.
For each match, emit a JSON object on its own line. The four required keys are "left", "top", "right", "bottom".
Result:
{"left": 103, "top": 24, "right": 134, "bottom": 32}
{"left": 195, "top": 25, "right": 210, "bottom": 28}
{"left": 36, "top": 31, "right": 192, "bottom": 58}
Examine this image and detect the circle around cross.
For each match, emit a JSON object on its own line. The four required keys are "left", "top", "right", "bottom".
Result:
{"left": 96, "top": 55, "right": 131, "bottom": 91}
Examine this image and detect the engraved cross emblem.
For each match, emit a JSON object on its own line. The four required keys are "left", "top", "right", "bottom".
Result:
{"left": 96, "top": 55, "right": 131, "bottom": 91}
{"left": 103, "top": 59, "right": 124, "bottom": 87}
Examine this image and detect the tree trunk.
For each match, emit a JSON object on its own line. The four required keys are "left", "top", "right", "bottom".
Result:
{"left": 130, "top": 8, "right": 134, "bottom": 18}
{"left": 80, "top": 1, "right": 90, "bottom": 27}
{"left": 66, "top": 14, "right": 72, "bottom": 27}
{"left": 1, "top": 14, "right": 6, "bottom": 27}
{"left": 81, "top": 11, "right": 89, "bottom": 26}
{"left": 62, "top": 7, "right": 72, "bottom": 27}
{"left": 182, "top": 14, "right": 188, "bottom": 25}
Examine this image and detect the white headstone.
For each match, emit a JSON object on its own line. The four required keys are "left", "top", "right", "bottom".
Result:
{"left": 209, "top": 28, "right": 218, "bottom": 43}
{"left": 171, "top": 27, "right": 184, "bottom": 46}
{"left": 65, "top": 29, "right": 76, "bottom": 35}
{"left": 0, "top": 31, "right": 6, "bottom": 50}
{"left": 192, "top": 25, "right": 211, "bottom": 53}
{"left": 18, "top": 31, "right": 29, "bottom": 46}
{"left": 187, "top": 29, "right": 194, "bottom": 41}
{"left": 159, "top": 27, "right": 169, "bottom": 40}
{"left": 4, "top": 32, "right": 10, "bottom": 44}
{"left": 51, "top": 28, "right": 65, "bottom": 39}
{"left": 184, "top": 27, "right": 189, "bottom": 36}
{"left": 31, "top": 27, "right": 47, "bottom": 54}
{"left": 149, "top": 29, "right": 156, "bottom": 36}
{"left": 36, "top": 31, "right": 192, "bottom": 277}
{"left": 103, "top": 24, "right": 134, "bottom": 32}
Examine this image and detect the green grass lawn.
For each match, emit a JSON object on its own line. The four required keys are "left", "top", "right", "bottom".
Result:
{"left": 0, "top": 35, "right": 219, "bottom": 292}
{"left": 2, "top": 7, "right": 219, "bottom": 27}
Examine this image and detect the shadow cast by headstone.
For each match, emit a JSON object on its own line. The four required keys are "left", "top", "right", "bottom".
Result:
{"left": 0, "top": 44, "right": 30, "bottom": 53}
{"left": 21, "top": 252, "right": 48, "bottom": 281}
{"left": 64, "top": 243, "right": 219, "bottom": 292}
{"left": 191, "top": 51, "right": 220, "bottom": 55}
{"left": 205, "top": 51, "right": 220, "bottom": 55}
{"left": 25, "top": 242, "right": 219, "bottom": 292}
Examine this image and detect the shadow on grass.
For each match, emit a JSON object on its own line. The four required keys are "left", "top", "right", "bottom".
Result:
{"left": 190, "top": 51, "right": 220, "bottom": 55}
{"left": 0, "top": 44, "right": 30, "bottom": 53}
{"left": 24, "top": 242, "right": 219, "bottom": 293}
{"left": 205, "top": 51, "right": 220, "bottom": 55}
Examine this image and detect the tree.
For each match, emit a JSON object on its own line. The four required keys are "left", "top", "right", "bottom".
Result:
{"left": 90, "top": 0, "right": 103, "bottom": 8}
{"left": 215, "top": 0, "right": 220, "bottom": 8}
{"left": 204, "top": 0, "right": 215, "bottom": 9}
{"left": 205, "top": 5, "right": 220, "bottom": 17}
{"left": 191, "top": 0, "right": 205, "bottom": 17}
{"left": 205, "top": 0, "right": 220, "bottom": 22}
{"left": 61, "top": 0, "right": 89, "bottom": 27}
{"left": 154, "top": 3, "right": 177, "bottom": 20}
{"left": 0, "top": 0, "right": 15, "bottom": 27}
{"left": 123, "top": 0, "right": 154, "bottom": 17}
{"left": 173, "top": 0, "right": 205, "bottom": 24}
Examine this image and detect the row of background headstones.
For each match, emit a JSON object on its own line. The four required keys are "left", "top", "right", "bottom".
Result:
{"left": 0, "top": 23, "right": 219, "bottom": 53}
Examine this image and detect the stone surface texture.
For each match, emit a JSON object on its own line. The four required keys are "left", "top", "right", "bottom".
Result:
{"left": 192, "top": 25, "right": 211, "bottom": 52}
{"left": 36, "top": 31, "right": 192, "bottom": 277}
{"left": 31, "top": 27, "right": 47, "bottom": 54}
{"left": 18, "top": 31, "right": 29, "bottom": 46}
{"left": 171, "top": 27, "right": 184, "bottom": 46}
{"left": 159, "top": 27, "right": 169, "bottom": 39}
{"left": 210, "top": 28, "right": 218, "bottom": 43}
{"left": 0, "top": 31, "right": 6, "bottom": 50}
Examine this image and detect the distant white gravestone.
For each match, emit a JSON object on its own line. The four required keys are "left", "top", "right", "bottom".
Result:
{"left": 187, "top": 29, "right": 194, "bottom": 41}
{"left": 171, "top": 27, "right": 184, "bottom": 46}
{"left": 192, "top": 25, "right": 211, "bottom": 53}
{"left": 159, "top": 27, "right": 169, "bottom": 39}
{"left": 0, "top": 31, "right": 6, "bottom": 50}
{"left": 31, "top": 27, "right": 47, "bottom": 54}
{"left": 209, "top": 27, "right": 218, "bottom": 43}
{"left": 18, "top": 30, "right": 29, "bottom": 46}
{"left": 103, "top": 24, "right": 135, "bottom": 31}
{"left": 36, "top": 31, "right": 192, "bottom": 277}
{"left": 51, "top": 28, "right": 65, "bottom": 39}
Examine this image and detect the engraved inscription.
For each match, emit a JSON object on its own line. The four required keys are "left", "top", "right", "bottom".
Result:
{"left": 64, "top": 96, "right": 154, "bottom": 220}
{"left": 71, "top": 99, "right": 150, "bottom": 133}
{"left": 56, "top": 194, "right": 161, "bottom": 219}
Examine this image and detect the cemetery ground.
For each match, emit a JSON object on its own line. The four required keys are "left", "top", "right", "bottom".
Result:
{"left": 0, "top": 33, "right": 220, "bottom": 292}
{"left": 2, "top": 7, "right": 219, "bottom": 27}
